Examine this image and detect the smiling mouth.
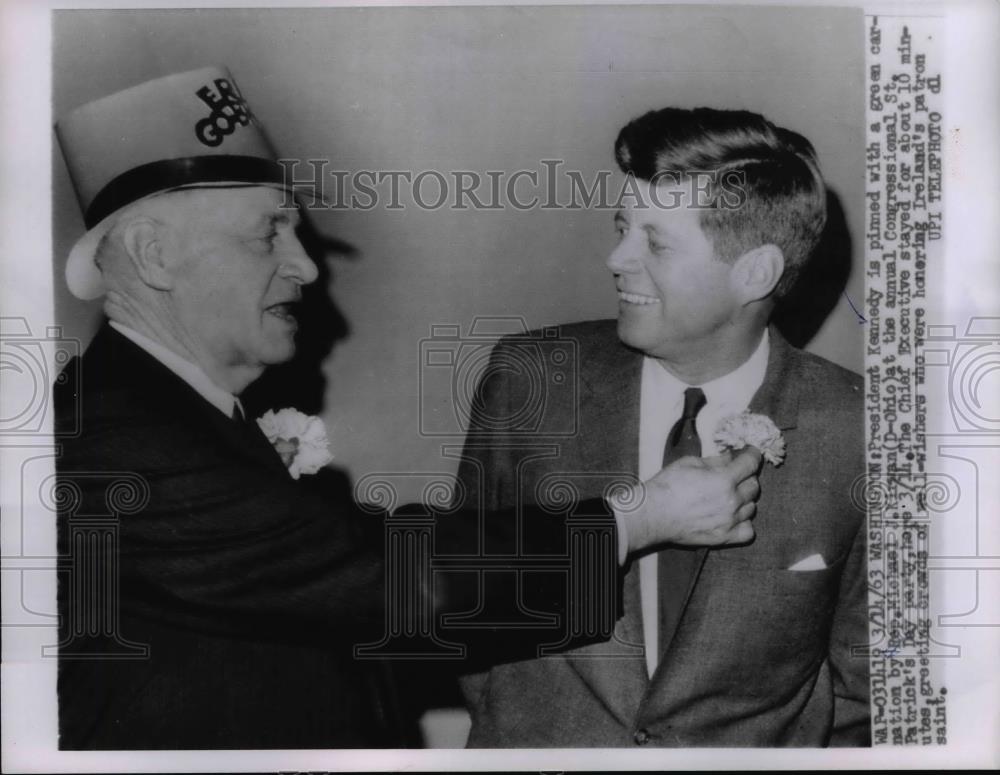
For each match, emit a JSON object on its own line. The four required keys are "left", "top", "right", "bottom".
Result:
{"left": 618, "top": 291, "right": 661, "bottom": 306}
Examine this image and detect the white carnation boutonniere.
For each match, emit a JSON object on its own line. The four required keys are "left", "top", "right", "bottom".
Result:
{"left": 714, "top": 411, "right": 786, "bottom": 467}
{"left": 256, "top": 408, "right": 333, "bottom": 479}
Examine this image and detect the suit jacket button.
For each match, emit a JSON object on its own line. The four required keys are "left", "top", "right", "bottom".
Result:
{"left": 633, "top": 728, "right": 651, "bottom": 745}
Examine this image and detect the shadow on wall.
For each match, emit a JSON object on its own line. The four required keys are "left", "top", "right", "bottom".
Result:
{"left": 242, "top": 215, "right": 460, "bottom": 746}
{"left": 240, "top": 211, "right": 477, "bottom": 746}
{"left": 772, "top": 189, "right": 853, "bottom": 348}
{"left": 241, "top": 213, "right": 354, "bottom": 418}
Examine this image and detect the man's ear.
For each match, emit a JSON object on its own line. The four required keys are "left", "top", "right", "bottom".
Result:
{"left": 729, "top": 244, "right": 784, "bottom": 304}
{"left": 121, "top": 216, "right": 173, "bottom": 291}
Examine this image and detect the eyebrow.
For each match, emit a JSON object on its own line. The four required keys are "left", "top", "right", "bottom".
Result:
{"left": 261, "top": 209, "right": 301, "bottom": 230}
{"left": 614, "top": 210, "right": 662, "bottom": 235}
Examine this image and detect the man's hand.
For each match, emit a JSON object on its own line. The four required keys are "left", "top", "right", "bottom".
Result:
{"left": 613, "top": 448, "right": 763, "bottom": 554}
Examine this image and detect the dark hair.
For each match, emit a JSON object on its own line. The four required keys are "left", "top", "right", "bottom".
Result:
{"left": 614, "top": 107, "right": 826, "bottom": 296}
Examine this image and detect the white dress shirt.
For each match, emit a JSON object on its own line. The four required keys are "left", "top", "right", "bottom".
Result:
{"left": 637, "top": 330, "right": 770, "bottom": 677}
{"left": 109, "top": 321, "right": 245, "bottom": 419}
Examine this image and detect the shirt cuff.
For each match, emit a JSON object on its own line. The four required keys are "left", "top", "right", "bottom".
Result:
{"left": 612, "top": 506, "right": 630, "bottom": 566}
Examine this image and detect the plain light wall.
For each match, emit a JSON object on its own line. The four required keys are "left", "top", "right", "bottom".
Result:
{"left": 53, "top": 6, "right": 864, "bottom": 501}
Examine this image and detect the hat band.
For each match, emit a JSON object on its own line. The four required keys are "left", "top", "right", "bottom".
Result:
{"left": 84, "top": 155, "right": 286, "bottom": 229}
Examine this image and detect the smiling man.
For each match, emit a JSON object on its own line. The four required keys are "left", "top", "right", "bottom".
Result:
{"left": 455, "top": 107, "right": 870, "bottom": 747}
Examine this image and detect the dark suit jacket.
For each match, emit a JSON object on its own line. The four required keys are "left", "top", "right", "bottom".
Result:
{"left": 54, "top": 324, "right": 622, "bottom": 749}
{"left": 454, "top": 320, "right": 870, "bottom": 747}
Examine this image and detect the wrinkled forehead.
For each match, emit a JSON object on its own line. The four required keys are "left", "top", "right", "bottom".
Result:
{"left": 147, "top": 185, "right": 301, "bottom": 229}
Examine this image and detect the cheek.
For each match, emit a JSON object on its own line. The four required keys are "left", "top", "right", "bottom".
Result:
{"left": 188, "top": 285, "right": 260, "bottom": 346}
{"left": 662, "top": 266, "right": 733, "bottom": 320}
{"left": 656, "top": 264, "right": 705, "bottom": 307}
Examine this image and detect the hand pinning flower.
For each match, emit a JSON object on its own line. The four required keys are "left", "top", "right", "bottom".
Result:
{"left": 256, "top": 408, "right": 333, "bottom": 479}
{"left": 714, "top": 411, "right": 786, "bottom": 466}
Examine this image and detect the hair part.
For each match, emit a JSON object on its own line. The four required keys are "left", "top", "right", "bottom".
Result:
{"left": 614, "top": 107, "right": 827, "bottom": 296}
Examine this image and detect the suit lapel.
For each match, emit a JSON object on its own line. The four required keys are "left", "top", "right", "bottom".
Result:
{"left": 564, "top": 326, "right": 650, "bottom": 726}
{"left": 198, "top": 397, "right": 291, "bottom": 477}
{"left": 648, "top": 330, "right": 799, "bottom": 675}
{"left": 747, "top": 327, "right": 801, "bottom": 432}
{"left": 645, "top": 327, "right": 802, "bottom": 701}
{"left": 96, "top": 324, "right": 290, "bottom": 478}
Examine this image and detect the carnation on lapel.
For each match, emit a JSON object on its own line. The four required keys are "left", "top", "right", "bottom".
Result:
{"left": 713, "top": 411, "right": 786, "bottom": 466}
{"left": 256, "top": 408, "right": 333, "bottom": 479}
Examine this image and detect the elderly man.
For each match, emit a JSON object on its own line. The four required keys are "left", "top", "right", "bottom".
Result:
{"left": 53, "top": 71, "right": 763, "bottom": 749}
{"left": 455, "top": 107, "right": 870, "bottom": 747}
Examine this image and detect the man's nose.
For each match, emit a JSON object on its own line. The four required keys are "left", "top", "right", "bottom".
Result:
{"left": 606, "top": 238, "right": 640, "bottom": 274}
{"left": 278, "top": 236, "right": 319, "bottom": 286}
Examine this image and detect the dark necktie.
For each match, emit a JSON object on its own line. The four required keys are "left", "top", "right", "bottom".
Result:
{"left": 657, "top": 387, "right": 707, "bottom": 663}
{"left": 229, "top": 404, "right": 290, "bottom": 475}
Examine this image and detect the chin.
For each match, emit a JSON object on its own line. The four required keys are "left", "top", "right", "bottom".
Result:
{"left": 616, "top": 318, "right": 655, "bottom": 353}
{"left": 260, "top": 340, "right": 297, "bottom": 366}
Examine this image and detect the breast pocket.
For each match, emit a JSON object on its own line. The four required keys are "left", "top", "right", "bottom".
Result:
{"left": 756, "top": 561, "right": 844, "bottom": 611}
{"left": 693, "top": 551, "right": 847, "bottom": 670}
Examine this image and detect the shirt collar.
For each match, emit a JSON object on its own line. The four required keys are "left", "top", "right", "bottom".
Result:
{"left": 109, "top": 321, "right": 242, "bottom": 419}
{"left": 644, "top": 329, "right": 770, "bottom": 411}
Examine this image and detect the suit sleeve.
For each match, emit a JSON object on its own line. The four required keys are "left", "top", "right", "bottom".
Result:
{"left": 59, "top": 412, "right": 387, "bottom": 642}
{"left": 59, "top": 348, "right": 621, "bottom": 652}
{"left": 439, "top": 335, "right": 625, "bottom": 669}
{"left": 828, "top": 515, "right": 872, "bottom": 745}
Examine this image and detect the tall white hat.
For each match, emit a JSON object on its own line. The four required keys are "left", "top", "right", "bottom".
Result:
{"left": 55, "top": 66, "right": 302, "bottom": 299}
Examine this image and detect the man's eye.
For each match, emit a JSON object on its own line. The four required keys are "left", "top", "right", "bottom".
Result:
{"left": 648, "top": 239, "right": 667, "bottom": 254}
{"left": 615, "top": 225, "right": 628, "bottom": 239}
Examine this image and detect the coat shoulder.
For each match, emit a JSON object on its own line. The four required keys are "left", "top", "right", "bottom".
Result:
{"left": 497, "top": 318, "right": 620, "bottom": 356}
{"left": 789, "top": 347, "right": 864, "bottom": 413}
{"left": 782, "top": 347, "right": 865, "bottom": 473}
{"left": 54, "top": 326, "right": 238, "bottom": 476}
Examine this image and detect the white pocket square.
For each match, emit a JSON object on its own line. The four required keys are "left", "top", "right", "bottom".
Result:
{"left": 788, "top": 553, "right": 827, "bottom": 571}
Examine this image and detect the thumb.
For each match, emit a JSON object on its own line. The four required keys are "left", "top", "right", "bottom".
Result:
{"left": 703, "top": 448, "right": 734, "bottom": 468}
